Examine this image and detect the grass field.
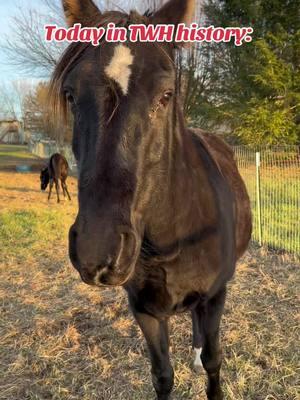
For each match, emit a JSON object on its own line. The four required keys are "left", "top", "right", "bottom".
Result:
{"left": 0, "top": 147, "right": 299, "bottom": 400}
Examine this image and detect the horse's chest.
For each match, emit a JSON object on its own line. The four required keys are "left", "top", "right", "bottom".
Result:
{"left": 128, "top": 261, "right": 215, "bottom": 317}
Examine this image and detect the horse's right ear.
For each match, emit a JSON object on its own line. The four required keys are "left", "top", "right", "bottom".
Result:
{"left": 62, "top": 0, "right": 101, "bottom": 27}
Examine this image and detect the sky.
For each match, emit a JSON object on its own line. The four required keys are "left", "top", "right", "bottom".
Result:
{"left": 0, "top": 0, "right": 49, "bottom": 83}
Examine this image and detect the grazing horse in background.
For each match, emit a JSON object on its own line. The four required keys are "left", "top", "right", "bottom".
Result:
{"left": 40, "top": 153, "right": 71, "bottom": 203}
{"left": 50, "top": 0, "right": 252, "bottom": 399}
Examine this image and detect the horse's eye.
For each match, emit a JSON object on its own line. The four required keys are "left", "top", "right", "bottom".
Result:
{"left": 164, "top": 90, "right": 173, "bottom": 100}
{"left": 65, "top": 92, "right": 75, "bottom": 105}
{"left": 160, "top": 90, "right": 173, "bottom": 106}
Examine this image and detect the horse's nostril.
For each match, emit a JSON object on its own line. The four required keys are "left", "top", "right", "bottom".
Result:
{"left": 69, "top": 226, "right": 80, "bottom": 269}
{"left": 69, "top": 226, "right": 78, "bottom": 241}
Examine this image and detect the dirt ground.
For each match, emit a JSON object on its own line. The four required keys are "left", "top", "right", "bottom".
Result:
{"left": 0, "top": 168, "right": 299, "bottom": 400}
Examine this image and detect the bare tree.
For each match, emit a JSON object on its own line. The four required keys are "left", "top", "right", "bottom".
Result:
{"left": 0, "top": 85, "right": 17, "bottom": 119}
{"left": 2, "top": 8, "right": 62, "bottom": 77}
{"left": 1, "top": 0, "right": 132, "bottom": 77}
{"left": 0, "top": 80, "right": 34, "bottom": 120}
{"left": 0, "top": 80, "right": 36, "bottom": 142}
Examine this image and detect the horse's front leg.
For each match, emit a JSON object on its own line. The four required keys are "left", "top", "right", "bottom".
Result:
{"left": 201, "top": 287, "right": 226, "bottom": 400}
{"left": 131, "top": 307, "right": 174, "bottom": 399}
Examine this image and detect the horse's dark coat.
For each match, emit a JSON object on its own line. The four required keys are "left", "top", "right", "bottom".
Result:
{"left": 40, "top": 153, "right": 71, "bottom": 203}
{"left": 50, "top": 1, "right": 252, "bottom": 399}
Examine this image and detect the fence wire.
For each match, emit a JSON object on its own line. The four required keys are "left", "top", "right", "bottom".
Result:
{"left": 28, "top": 139, "right": 300, "bottom": 255}
{"left": 233, "top": 146, "right": 300, "bottom": 255}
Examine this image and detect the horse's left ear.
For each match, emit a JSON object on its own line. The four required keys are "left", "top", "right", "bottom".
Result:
{"left": 151, "top": 0, "right": 195, "bottom": 28}
{"left": 62, "top": 0, "right": 101, "bottom": 27}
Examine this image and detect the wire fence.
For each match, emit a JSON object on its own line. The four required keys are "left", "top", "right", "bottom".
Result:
{"left": 233, "top": 145, "right": 300, "bottom": 255}
{"left": 28, "top": 138, "right": 300, "bottom": 255}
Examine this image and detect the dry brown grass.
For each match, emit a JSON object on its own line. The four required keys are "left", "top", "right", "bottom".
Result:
{"left": 0, "top": 171, "right": 299, "bottom": 400}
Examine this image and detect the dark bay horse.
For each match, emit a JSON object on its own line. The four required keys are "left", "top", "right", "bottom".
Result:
{"left": 40, "top": 153, "right": 71, "bottom": 203}
{"left": 50, "top": 1, "right": 252, "bottom": 398}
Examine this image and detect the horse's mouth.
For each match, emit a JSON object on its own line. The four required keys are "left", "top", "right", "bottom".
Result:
{"left": 73, "top": 255, "right": 136, "bottom": 287}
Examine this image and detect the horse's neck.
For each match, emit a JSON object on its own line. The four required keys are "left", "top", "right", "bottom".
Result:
{"left": 144, "top": 115, "right": 217, "bottom": 248}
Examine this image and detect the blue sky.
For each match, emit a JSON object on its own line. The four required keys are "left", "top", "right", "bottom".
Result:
{"left": 0, "top": 0, "right": 48, "bottom": 83}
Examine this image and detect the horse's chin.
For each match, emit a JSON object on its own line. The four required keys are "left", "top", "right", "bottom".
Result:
{"left": 77, "top": 263, "right": 136, "bottom": 288}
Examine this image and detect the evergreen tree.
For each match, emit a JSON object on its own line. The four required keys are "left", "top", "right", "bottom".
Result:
{"left": 192, "top": 0, "right": 300, "bottom": 145}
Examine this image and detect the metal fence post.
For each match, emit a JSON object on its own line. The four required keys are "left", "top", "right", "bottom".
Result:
{"left": 256, "top": 152, "right": 263, "bottom": 246}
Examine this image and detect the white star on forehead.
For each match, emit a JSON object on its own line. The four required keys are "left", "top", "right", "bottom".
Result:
{"left": 105, "top": 44, "right": 134, "bottom": 95}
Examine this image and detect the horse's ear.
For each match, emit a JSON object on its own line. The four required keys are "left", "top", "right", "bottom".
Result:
{"left": 62, "top": 0, "right": 101, "bottom": 27}
{"left": 151, "top": 0, "right": 195, "bottom": 27}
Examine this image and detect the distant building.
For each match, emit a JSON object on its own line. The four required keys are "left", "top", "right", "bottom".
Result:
{"left": 0, "top": 114, "right": 25, "bottom": 144}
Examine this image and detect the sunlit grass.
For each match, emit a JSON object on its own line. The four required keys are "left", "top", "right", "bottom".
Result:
{"left": 0, "top": 145, "right": 37, "bottom": 159}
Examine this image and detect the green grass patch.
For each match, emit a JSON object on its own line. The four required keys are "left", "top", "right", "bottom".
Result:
{"left": 0, "top": 144, "right": 36, "bottom": 159}
{"left": 0, "top": 209, "right": 69, "bottom": 260}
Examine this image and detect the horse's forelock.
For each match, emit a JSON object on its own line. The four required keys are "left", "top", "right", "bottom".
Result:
{"left": 49, "top": 10, "right": 150, "bottom": 124}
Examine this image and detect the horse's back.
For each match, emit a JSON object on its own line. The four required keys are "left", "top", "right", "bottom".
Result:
{"left": 191, "top": 129, "right": 252, "bottom": 260}
{"left": 49, "top": 153, "right": 69, "bottom": 179}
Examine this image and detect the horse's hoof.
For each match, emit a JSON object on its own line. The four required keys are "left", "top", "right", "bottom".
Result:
{"left": 193, "top": 348, "right": 205, "bottom": 374}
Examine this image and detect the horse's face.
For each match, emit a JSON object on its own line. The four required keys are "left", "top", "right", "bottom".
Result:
{"left": 40, "top": 168, "right": 49, "bottom": 191}
{"left": 67, "top": 44, "right": 175, "bottom": 286}
{"left": 54, "top": 0, "right": 194, "bottom": 286}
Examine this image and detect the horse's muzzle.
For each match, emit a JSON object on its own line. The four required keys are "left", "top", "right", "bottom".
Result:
{"left": 68, "top": 224, "right": 141, "bottom": 287}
